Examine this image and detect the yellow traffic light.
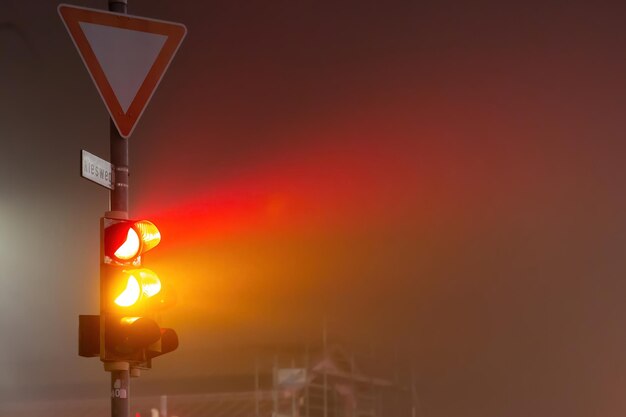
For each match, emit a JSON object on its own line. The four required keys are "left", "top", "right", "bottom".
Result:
{"left": 114, "top": 275, "right": 140, "bottom": 307}
{"left": 113, "top": 269, "right": 162, "bottom": 307}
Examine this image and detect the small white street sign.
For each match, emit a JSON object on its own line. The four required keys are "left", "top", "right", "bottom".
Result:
{"left": 81, "top": 150, "right": 114, "bottom": 189}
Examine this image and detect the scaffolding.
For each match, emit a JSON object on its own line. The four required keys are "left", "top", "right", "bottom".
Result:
{"left": 0, "top": 328, "right": 421, "bottom": 417}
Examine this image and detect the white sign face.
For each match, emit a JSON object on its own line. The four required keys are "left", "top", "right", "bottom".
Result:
{"left": 81, "top": 150, "right": 114, "bottom": 189}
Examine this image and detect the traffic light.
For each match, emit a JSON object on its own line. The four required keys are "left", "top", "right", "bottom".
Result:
{"left": 100, "top": 217, "right": 178, "bottom": 366}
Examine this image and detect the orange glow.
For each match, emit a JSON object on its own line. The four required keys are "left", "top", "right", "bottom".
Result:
{"left": 120, "top": 316, "right": 141, "bottom": 325}
{"left": 113, "top": 269, "right": 162, "bottom": 308}
{"left": 114, "top": 228, "right": 141, "bottom": 260}
{"left": 134, "top": 220, "right": 161, "bottom": 253}
{"left": 134, "top": 123, "right": 430, "bottom": 334}
{"left": 114, "top": 275, "right": 140, "bottom": 307}
{"left": 137, "top": 131, "right": 427, "bottom": 249}
{"left": 135, "top": 268, "right": 162, "bottom": 298}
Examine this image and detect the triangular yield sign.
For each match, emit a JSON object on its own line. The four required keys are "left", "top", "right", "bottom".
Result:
{"left": 58, "top": 4, "right": 186, "bottom": 138}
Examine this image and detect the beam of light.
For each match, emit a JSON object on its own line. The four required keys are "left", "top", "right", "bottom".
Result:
{"left": 130, "top": 132, "right": 431, "bottom": 337}
{"left": 131, "top": 105, "right": 479, "bottom": 338}
{"left": 138, "top": 134, "right": 427, "bottom": 248}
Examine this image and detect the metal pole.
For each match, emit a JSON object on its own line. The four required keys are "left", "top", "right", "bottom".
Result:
{"left": 109, "top": 364, "right": 130, "bottom": 417}
{"left": 108, "top": 1, "right": 127, "bottom": 15}
{"left": 105, "top": 4, "right": 130, "bottom": 417}
{"left": 110, "top": 118, "right": 129, "bottom": 214}
{"left": 108, "top": 0, "right": 129, "bottom": 216}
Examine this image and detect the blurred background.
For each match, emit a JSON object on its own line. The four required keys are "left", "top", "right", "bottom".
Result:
{"left": 2, "top": 0, "right": 626, "bottom": 416}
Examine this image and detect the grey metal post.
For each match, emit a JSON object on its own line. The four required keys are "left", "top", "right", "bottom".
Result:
{"left": 110, "top": 119, "right": 129, "bottom": 214}
{"left": 110, "top": 368, "right": 130, "bottom": 417}
{"left": 108, "top": 0, "right": 129, "bottom": 216}
{"left": 106, "top": 3, "right": 130, "bottom": 417}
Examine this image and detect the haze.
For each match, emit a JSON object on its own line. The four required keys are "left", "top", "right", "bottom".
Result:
{"left": 1, "top": 0, "right": 626, "bottom": 416}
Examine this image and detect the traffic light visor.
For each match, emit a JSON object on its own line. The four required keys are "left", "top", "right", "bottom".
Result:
{"left": 134, "top": 268, "right": 162, "bottom": 298}
{"left": 134, "top": 220, "right": 161, "bottom": 253}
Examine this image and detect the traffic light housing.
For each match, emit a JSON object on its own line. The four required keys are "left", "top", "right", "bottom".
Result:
{"left": 99, "top": 217, "right": 178, "bottom": 366}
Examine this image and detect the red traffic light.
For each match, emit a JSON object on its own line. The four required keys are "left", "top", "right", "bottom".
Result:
{"left": 104, "top": 219, "right": 161, "bottom": 265}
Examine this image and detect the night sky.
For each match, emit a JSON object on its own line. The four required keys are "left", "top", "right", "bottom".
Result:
{"left": 2, "top": 0, "right": 626, "bottom": 416}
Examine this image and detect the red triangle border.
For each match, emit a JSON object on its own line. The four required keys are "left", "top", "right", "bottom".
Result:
{"left": 58, "top": 4, "right": 186, "bottom": 138}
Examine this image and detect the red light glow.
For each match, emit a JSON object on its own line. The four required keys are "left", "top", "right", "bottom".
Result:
{"left": 114, "top": 228, "right": 141, "bottom": 260}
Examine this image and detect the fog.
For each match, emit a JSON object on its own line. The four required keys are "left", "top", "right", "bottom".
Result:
{"left": 2, "top": 0, "right": 626, "bottom": 416}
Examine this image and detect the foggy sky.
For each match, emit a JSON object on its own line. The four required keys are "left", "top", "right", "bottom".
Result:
{"left": 2, "top": 0, "right": 626, "bottom": 416}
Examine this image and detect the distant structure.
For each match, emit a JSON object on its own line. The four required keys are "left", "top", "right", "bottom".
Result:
{"left": 134, "top": 327, "right": 421, "bottom": 417}
{"left": 2, "top": 327, "right": 422, "bottom": 417}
